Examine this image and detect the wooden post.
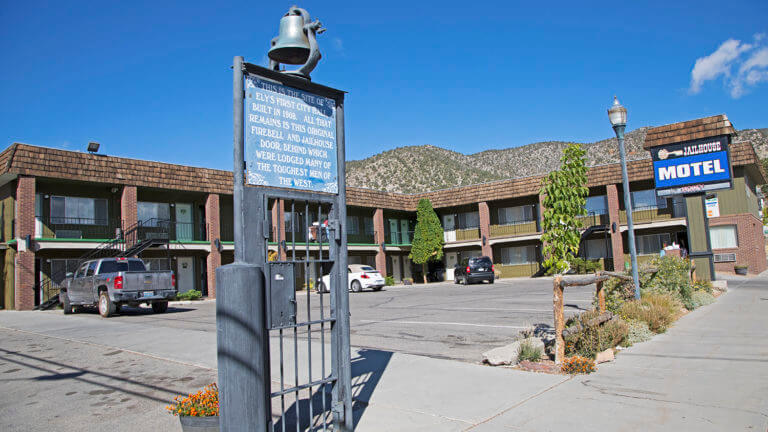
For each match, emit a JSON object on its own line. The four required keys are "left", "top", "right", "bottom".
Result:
{"left": 553, "top": 275, "right": 565, "bottom": 364}
{"left": 596, "top": 280, "right": 606, "bottom": 313}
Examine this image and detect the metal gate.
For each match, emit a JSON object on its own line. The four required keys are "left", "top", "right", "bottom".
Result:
{"left": 261, "top": 193, "right": 351, "bottom": 431}
{"left": 217, "top": 58, "right": 352, "bottom": 432}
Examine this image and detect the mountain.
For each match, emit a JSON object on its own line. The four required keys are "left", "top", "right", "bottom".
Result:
{"left": 345, "top": 128, "right": 767, "bottom": 194}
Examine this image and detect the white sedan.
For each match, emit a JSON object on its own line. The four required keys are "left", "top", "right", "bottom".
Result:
{"left": 316, "top": 264, "right": 385, "bottom": 293}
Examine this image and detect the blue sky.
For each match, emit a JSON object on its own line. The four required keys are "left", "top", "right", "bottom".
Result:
{"left": 1, "top": 1, "right": 766, "bottom": 169}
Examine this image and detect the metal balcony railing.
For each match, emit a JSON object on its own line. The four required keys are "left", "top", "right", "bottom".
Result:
{"left": 36, "top": 216, "right": 122, "bottom": 240}
{"left": 489, "top": 218, "right": 538, "bottom": 237}
{"left": 384, "top": 229, "right": 414, "bottom": 245}
{"left": 620, "top": 202, "right": 686, "bottom": 224}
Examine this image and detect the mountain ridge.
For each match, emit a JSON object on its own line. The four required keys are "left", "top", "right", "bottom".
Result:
{"left": 345, "top": 128, "right": 767, "bottom": 194}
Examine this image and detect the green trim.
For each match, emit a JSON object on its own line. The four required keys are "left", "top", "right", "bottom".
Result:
{"left": 170, "top": 240, "right": 209, "bottom": 245}
{"left": 7, "top": 240, "right": 17, "bottom": 245}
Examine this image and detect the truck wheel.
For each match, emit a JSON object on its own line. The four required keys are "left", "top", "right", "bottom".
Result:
{"left": 61, "top": 292, "right": 73, "bottom": 315}
{"left": 98, "top": 292, "right": 115, "bottom": 318}
{"left": 152, "top": 301, "right": 169, "bottom": 313}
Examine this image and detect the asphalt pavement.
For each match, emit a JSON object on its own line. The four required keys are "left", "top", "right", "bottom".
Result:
{"left": 1, "top": 274, "right": 765, "bottom": 431}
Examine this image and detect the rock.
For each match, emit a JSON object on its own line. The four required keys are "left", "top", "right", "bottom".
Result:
{"left": 482, "top": 337, "right": 545, "bottom": 366}
{"left": 596, "top": 348, "right": 615, "bottom": 364}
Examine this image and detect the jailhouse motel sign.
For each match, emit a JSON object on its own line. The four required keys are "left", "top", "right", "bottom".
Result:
{"left": 651, "top": 135, "right": 733, "bottom": 197}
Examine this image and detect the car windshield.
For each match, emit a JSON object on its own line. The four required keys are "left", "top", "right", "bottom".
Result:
{"left": 98, "top": 260, "right": 147, "bottom": 274}
{"left": 360, "top": 266, "right": 376, "bottom": 271}
{"left": 470, "top": 257, "right": 492, "bottom": 267}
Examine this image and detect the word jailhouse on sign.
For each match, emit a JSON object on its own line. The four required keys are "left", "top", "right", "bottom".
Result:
{"left": 652, "top": 136, "right": 732, "bottom": 197}
{"left": 245, "top": 75, "right": 338, "bottom": 193}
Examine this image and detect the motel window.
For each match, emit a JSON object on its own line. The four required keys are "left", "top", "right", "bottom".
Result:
{"left": 631, "top": 190, "right": 666, "bottom": 210}
{"left": 50, "top": 196, "right": 108, "bottom": 225}
{"left": 585, "top": 196, "right": 608, "bottom": 215}
{"left": 636, "top": 233, "right": 671, "bottom": 255}
{"left": 499, "top": 245, "right": 537, "bottom": 265}
{"left": 144, "top": 258, "right": 171, "bottom": 271}
{"left": 583, "top": 238, "right": 611, "bottom": 260}
{"left": 498, "top": 205, "right": 534, "bottom": 225}
{"left": 363, "top": 217, "right": 374, "bottom": 235}
{"left": 710, "top": 225, "right": 738, "bottom": 249}
{"left": 346, "top": 215, "right": 359, "bottom": 235}
{"left": 457, "top": 212, "right": 480, "bottom": 229}
{"left": 137, "top": 202, "right": 171, "bottom": 226}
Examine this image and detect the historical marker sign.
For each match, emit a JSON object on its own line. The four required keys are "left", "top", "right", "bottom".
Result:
{"left": 651, "top": 135, "right": 733, "bottom": 197}
{"left": 244, "top": 74, "right": 338, "bottom": 193}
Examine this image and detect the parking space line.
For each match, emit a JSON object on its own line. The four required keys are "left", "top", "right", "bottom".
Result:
{"left": 357, "top": 319, "right": 530, "bottom": 329}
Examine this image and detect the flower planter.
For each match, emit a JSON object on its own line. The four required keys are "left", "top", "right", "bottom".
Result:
{"left": 179, "top": 415, "right": 219, "bottom": 432}
{"left": 734, "top": 266, "right": 748, "bottom": 275}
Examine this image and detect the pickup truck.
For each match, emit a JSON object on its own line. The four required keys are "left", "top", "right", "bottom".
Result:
{"left": 60, "top": 257, "right": 176, "bottom": 318}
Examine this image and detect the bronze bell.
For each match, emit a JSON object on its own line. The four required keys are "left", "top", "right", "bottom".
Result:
{"left": 268, "top": 14, "right": 310, "bottom": 65}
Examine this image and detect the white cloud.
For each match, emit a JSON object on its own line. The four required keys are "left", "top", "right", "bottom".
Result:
{"left": 689, "top": 33, "right": 768, "bottom": 98}
{"left": 332, "top": 37, "right": 344, "bottom": 55}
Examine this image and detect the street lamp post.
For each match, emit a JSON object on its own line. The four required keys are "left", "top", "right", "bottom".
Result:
{"left": 608, "top": 97, "right": 641, "bottom": 299}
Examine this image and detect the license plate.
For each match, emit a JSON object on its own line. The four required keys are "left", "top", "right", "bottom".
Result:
{"left": 478, "top": 268, "right": 486, "bottom": 271}
{"left": 142, "top": 291, "right": 154, "bottom": 297}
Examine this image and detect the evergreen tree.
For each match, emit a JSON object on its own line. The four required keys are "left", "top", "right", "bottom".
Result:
{"left": 540, "top": 143, "right": 589, "bottom": 274}
{"left": 409, "top": 198, "right": 445, "bottom": 283}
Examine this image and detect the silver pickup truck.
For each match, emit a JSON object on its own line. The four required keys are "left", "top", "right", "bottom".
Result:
{"left": 60, "top": 257, "right": 176, "bottom": 318}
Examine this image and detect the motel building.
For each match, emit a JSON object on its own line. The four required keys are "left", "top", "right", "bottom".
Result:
{"left": 0, "top": 115, "right": 765, "bottom": 310}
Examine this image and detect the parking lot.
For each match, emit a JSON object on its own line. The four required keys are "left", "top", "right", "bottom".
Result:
{"left": 35, "top": 277, "right": 595, "bottom": 363}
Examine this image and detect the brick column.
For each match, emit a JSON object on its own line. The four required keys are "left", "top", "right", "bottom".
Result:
{"left": 606, "top": 184, "right": 625, "bottom": 271}
{"left": 478, "top": 202, "right": 492, "bottom": 259}
{"left": 373, "top": 208, "right": 386, "bottom": 276}
{"left": 205, "top": 194, "right": 221, "bottom": 298}
{"left": 15, "top": 176, "right": 35, "bottom": 310}
{"left": 271, "top": 199, "right": 286, "bottom": 260}
{"left": 121, "top": 185, "right": 138, "bottom": 228}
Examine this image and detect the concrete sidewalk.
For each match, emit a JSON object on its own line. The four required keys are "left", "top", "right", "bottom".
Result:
{"left": 1, "top": 273, "right": 766, "bottom": 431}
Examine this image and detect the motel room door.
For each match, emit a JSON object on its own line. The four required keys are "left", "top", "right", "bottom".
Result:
{"left": 176, "top": 257, "right": 195, "bottom": 293}
{"left": 443, "top": 214, "right": 456, "bottom": 242}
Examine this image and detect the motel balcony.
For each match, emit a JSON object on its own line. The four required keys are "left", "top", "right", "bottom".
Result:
{"left": 489, "top": 218, "right": 539, "bottom": 237}
{"left": 619, "top": 202, "right": 686, "bottom": 224}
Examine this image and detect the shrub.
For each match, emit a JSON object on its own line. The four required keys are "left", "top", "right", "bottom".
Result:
{"left": 384, "top": 276, "right": 395, "bottom": 286}
{"left": 598, "top": 318, "right": 629, "bottom": 350}
{"left": 570, "top": 257, "right": 603, "bottom": 274}
{"left": 561, "top": 356, "right": 595, "bottom": 374}
{"left": 689, "top": 290, "right": 715, "bottom": 309}
{"left": 176, "top": 289, "right": 202, "bottom": 301}
{"left": 641, "top": 256, "right": 693, "bottom": 305}
{"left": 619, "top": 292, "right": 681, "bottom": 333}
{"left": 597, "top": 276, "right": 636, "bottom": 313}
{"left": 167, "top": 383, "right": 218, "bottom": 417}
{"left": 621, "top": 319, "right": 654, "bottom": 347}
{"left": 564, "top": 310, "right": 628, "bottom": 359}
{"left": 692, "top": 279, "right": 713, "bottom": 294}
{"left": 517, "top": 339, "right": 543, "bottom": 362}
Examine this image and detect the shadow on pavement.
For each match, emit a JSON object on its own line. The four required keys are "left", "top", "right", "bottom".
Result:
{"left": 272, "top": 349, "right": 393, "bottom": 431}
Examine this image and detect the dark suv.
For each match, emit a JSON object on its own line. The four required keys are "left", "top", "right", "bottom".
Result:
{"left": 454, "top": 256, "right": 495, "bottom": 285}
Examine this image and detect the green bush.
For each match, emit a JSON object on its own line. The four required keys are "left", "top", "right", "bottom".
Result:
{"left": 597, "top": 276, "right": 637, "bottom": 313}
{"left": 689, "top": 290, "right": 715, "bottom": 309}
{"left": 692, "top": 279, "right": 713, "bottom": 294}
{"left": 621, "top": 319, "right": 654, "bottom": 347}
{"left": 641, "top": 256, "right": 693, "bottom": 306}
{"left": 618, "top": 292, "right": 680, "bottom": 333}
{"left": 517, "top": 339, "right": 543, "bottom": 362}
{"left": 384, "top": 276, "right": 395, "bottom": 286}
{"left": 564, "top": 310, "right": 628, "bottom": 359}
{"left": 176, "top": 289, "right": 202, "bottom": 301}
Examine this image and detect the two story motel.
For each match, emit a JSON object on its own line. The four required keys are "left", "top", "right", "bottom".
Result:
{"left": 1, "top": 115, "right": 765, "bottom": 310}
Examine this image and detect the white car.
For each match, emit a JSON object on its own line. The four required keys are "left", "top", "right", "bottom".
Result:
{"left": 316, "top": 264, "right": 385, "bottom": 293}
